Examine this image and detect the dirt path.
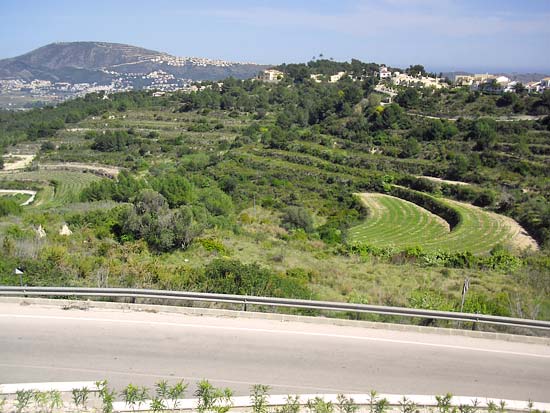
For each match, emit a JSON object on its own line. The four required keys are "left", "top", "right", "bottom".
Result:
{"left": 418, "top": 176, "right": 471, "bottom": 186}
{"left": 0, "top": 189, "right": 37, "bottom": 205}
{"left": 407, "top": 112, "right": 545, "bottom": 122}
{"left": 1, "top": 153, "right": 36, "bottom": 171}
{"left": 40, "top": 163, "right": 120, "bottom": 177}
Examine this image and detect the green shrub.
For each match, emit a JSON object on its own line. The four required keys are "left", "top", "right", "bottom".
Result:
{"left": 121, "top": 190, "right": 204, "bottom": 252}
{"left": 0, "top": 198, "right": 22, "bottom": 217}
{"left": 198, "top": 238, "right": 228, "bottom": 255}
{"left": 281, "top": 206, "right": 314, "bottom": 233}
{"left": 462, "top": 292, "right": 510, "bottom": 316}
{"left": 203, "top": 259, "right": 312, "bottom": 299}
{"left": 408, "top": 289, "right": 454, "bottom": 311}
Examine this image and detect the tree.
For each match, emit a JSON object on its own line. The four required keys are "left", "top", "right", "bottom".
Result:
{"left": 152, "top": 174, "right": 196, "bottom": 208}
{"left": 400, "top": 138, "right": 420, "bottom": 158}
{"left": 396, "top": 89, "right": 420, "bottom": 109}
{"left": 513, "top": 82, "right": 526, "bottom": 95}
{"left": 496, "top": 92, "right": 517, "bottom": 107}
{"left": 121, "top": 190, "right": 203, "bottom": 251}
{"left": 199, "top": 187, "right": 234, "bottom": 216}
{"left": 281, "top": 206, "right": 314, "bottom": 233}
{"left": 468, "top": 118, "right": 497, "bottom": 150}
{"left": 406, "top": 64, "right": 426, "bottom": 77}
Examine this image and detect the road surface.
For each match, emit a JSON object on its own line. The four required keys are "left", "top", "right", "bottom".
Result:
{"left": 0, "top": 301, "right": 549, "bottom": 400}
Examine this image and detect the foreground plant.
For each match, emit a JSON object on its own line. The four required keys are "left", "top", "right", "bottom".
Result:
{"left": 15, "top": 390, "right": 34, "bottom": 413}
{"left": 34, "top": 391, "right": 49, "bottom": 413}
{"left": 436, "top": 394, "right": 454, "bottom": 413}
{"left": 122, "top": 384, "right": 142, "bottom": 411}
{"left": 306, "top": 397, "right": 334, "bottom": 413}
{"left": 251, "top": 384, "right": 271, "bottom": 413}
{"left": 154, "top": 380, "right": 187, "bottom": 411}
{"left": 168, "top": 381, "right": 188, "bottom": 410}
{"left": 399, "top": 397, "right": 417, "bottom": 413}
{"left": 47, "top": 391, "right": 63, "bottom": 413}
{"left": 194, "top": 379, "right": 233, "bottom": 413}
{"left": 155, "top": 381, "right": 170, "bottom": 400}
{"left": 367, "top": 390, "right": 389, "bottom": 413}
{"left": 275, "top": 396, "right": 301, "bottom": 413}
{"left": 150, "top": 397, "right": 167, "bottom": 413}
{"left": 336, "top": 395, "right": 358, "bottom": 413}
{"left": 72, "top": 387, "right": 90, "bottom": 412}
{"left": 96, "top": 380, "right": 116, "bottom": 413}
{"left": 459, "top": 399, "right": 479, "bottom": 413}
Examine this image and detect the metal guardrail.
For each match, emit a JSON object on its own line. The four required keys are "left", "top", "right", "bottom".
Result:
{"left": 1, "top": 286, "right": 549, "bottom": 330}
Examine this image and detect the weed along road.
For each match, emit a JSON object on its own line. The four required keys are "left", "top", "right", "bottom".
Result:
{"left": 0, "top": 300, "right": 549, "bottom": 401}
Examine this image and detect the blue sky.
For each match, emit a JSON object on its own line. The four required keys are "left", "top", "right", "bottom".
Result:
{"left": 1, "top": 0, "right": 549, "bottom": 72}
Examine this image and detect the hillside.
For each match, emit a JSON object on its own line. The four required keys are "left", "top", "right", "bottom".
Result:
{"left": 0, "top": 41, "right": 268, "bottom": 81}
{"left": 0, "top": 60, "right": 549, "bottom": 325}
{"left": 0, "top": 41, "right": 268, "bottom": 105}
{"left": 12, "top": 42, "right": 162, "bottom": 70}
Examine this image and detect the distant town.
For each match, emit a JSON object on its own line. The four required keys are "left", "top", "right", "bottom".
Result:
{"left": 1, "top": 59, "right": 549, "bottom": 110}
{"left": 0, "top": 43, "right": 265, "bottom": 109}
{"left": 0, "top": 69, "right": 193, "bottom": 108}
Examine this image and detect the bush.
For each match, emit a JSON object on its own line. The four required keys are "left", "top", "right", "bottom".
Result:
{"left": 281, "top": 206, "right": 314, "bottom": 233}
{"left": 0, "top": 198, "right": 22, "bottom": 217}
{"left": 121, "top": 190, "right": 203, "bottom": 252}
{"left": 40, "top": 141, "right": 56, "bottom": 151}
{"left": 203, "top": 259, "right": 312, "bottom": 298}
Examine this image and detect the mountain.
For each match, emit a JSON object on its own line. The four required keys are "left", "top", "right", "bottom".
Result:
{"left": 0, "top": 41, "right": 268, "bottom": 83}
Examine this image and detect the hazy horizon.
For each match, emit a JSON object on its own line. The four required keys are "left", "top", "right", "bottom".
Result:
{"left": 1, "top": 0, "right": 549, "bottom": 74}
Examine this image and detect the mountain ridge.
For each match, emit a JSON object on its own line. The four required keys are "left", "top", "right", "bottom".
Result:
{"left": 0, "top": 41, "right": 268, "bottom": 83}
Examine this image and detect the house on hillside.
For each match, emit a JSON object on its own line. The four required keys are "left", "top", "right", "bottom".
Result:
{"left": 258, "top": 69, "right": 284, "bottom": 83}
{"left": 378, "top": 66, "right": 392, "bottom": 79}
{"left": 525, "top": 81, "right": 542, "bottom": 93}
{"left": 503, "top": 81, "right": 519, "bottom": 93}
{"left": 310, "top": 74, "right": 323, "bottom": 83}
{"left": 391, "top": 72, "right": 447, "bottom": 89}
{"left": 329, "top": 72, "right": 346, "bottom": 83}
{"left": 455, "top": 75, "right": 476, "bottom": 86}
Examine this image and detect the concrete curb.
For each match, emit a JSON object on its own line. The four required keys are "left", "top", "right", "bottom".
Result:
{"left": 0, "top": 381, "right": 98, "bottom": 394}
{"left": 1, "top": 297, "right": 549, "bottom": 346}
{"left": 1, "top": 387, "right": 548, "bottom": 413}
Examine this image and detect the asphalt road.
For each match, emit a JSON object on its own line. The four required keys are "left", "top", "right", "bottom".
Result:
{"left": 1, "top": 301, "right": 549, "bottom": 401}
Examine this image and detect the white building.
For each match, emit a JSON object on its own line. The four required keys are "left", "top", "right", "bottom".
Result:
{"left": 329, "top": 71, "right": 346, "bottom": 83}
{"left": 392, "top": 73, "right": 447, "bottom": 89}
{"left": 258, "top": 69, "right": 284, "bottom": 83}
{"left": 378, "top": 66, "right": 392, "bottom": 79}
{"left": 503, "top": 81, "right": 518, "bottom": 93}
{"left": 525, "top": 81, "right": 541, "bottom": 93}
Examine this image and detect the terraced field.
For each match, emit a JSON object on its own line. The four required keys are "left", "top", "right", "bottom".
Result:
{"left": 0, "top": 170, "right": 101, "bottom": 207}
{"left": 348, "top": 193, "right": 538, "bottom": 254}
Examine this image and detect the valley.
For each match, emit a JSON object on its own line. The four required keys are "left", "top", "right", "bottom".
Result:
{"left": 1, "top": 59, "right": 549, "bottom": 327}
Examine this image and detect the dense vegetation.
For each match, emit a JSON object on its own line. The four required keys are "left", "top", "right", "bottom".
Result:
{"left": 1, "top": 59, "right": 549, "bottom": 323}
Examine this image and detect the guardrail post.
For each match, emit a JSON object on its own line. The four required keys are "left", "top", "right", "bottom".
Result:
{"left": 243, "top": 298, "right": 247, "bottom": 312}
